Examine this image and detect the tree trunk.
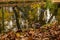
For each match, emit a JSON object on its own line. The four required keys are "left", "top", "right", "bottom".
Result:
{"left": 48, "top": 8, "right": 58, "bottom": 23}
{"left": 2, "top": 7, "right": 4, "bottom": 31}
{"left": 12, "top": 7, "right": 20, "bottom": 30}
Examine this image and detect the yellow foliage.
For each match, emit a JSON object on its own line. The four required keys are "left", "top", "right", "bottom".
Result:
{"left": 0, "top": 9, "right": 14, "bottom": 21}
{"left": 16, "top": 33, "right": 20, "bottom": 37}
{"left": 31, "top": 3, "right": 40, "bottom": 9}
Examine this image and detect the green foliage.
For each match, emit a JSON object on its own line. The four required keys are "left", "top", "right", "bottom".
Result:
{"left": 46, "top": 0, "right": 52, "bottom": 8}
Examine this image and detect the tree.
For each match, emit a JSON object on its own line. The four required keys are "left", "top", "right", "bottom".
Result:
{"left": 12, "top": 7, "right": 20, "bottom": 30}
{"left": 46, "top": 0, "right": 58, "bottom": 23}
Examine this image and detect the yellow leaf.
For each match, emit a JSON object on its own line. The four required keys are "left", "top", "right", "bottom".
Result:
{"left": 16, "top": 33, "right": 20, "bottom": 37}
